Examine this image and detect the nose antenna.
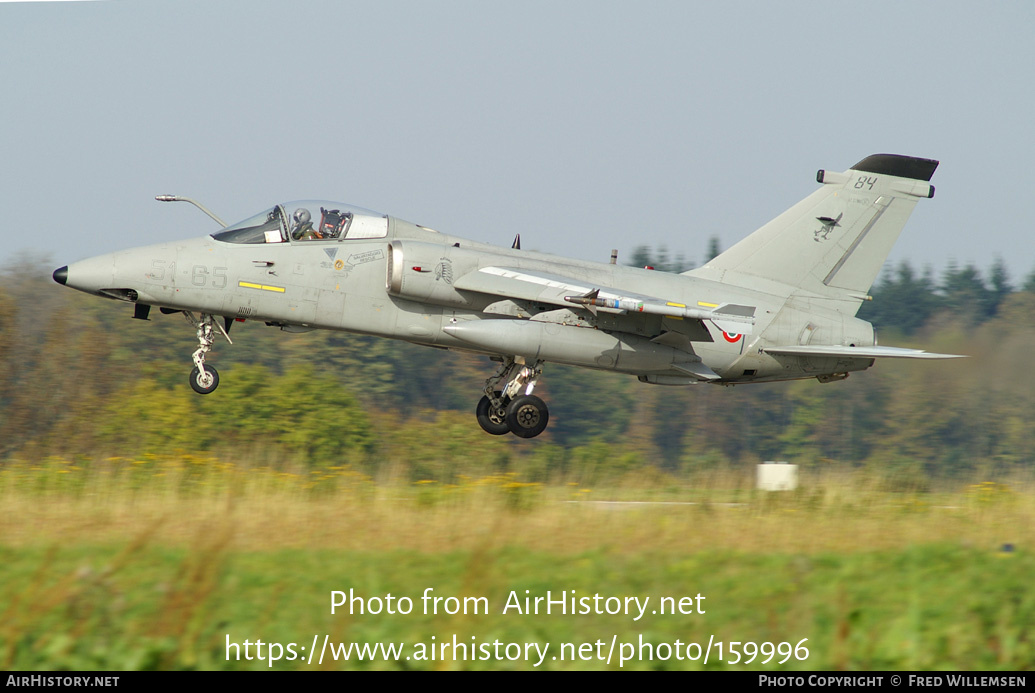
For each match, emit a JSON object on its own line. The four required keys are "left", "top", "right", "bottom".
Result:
{"left": 155, "top": 195, "right": 227, "bottom": 228}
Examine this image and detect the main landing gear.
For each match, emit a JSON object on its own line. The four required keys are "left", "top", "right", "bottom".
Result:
{"left": 184, "top": 312, "right": 232, "bottom": 394}
{"left": 477, "top": 358, "right": 549, "bottom": 438}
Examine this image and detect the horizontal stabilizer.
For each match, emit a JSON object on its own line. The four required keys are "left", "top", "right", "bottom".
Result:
{"left": 764, "top": 345, "right": 965, "bottom": 360}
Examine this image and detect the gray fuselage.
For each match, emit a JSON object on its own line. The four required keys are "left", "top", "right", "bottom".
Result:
{"left": 58, "top": 210, "right": 876, "bottom": 386}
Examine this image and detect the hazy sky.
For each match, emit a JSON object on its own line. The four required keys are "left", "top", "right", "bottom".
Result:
{"left": 3, "top": 1, "right": 1033, "bottom": 284}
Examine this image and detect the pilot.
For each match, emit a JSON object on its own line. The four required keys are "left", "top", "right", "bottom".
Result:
{"left": 290, "top": 208, "right": 320, "bottom": 240}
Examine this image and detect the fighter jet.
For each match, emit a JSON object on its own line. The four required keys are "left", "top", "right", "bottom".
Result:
{"left": 53, "top": 154, "right": 961, "bottom": 438}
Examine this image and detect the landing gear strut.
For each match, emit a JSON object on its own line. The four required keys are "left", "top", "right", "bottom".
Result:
{"left": 184, "top": 312, "right": 231, "bottom": 395}
{"left": 476, "top": 358, "right": 549, "bottom": 438}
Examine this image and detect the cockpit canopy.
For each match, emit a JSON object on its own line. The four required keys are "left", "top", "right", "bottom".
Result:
{"left": 212, "top": 201, "right": 388, "bottom": 244}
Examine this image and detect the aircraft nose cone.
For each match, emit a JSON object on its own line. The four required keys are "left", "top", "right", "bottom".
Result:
{"left": 53, "top": 266, "right": 68, "bottom": 285}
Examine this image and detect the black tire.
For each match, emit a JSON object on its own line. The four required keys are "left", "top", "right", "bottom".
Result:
{"left": 505, "top": 394, "right": 549, "bottom": 439}
{"left": 476, "top": 392, "right": 511, "bottom": 435}
{"left": 189, "top": 365, "right": 219, "bottom": 394}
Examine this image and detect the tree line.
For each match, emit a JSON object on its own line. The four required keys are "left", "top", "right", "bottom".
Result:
{"left": 2, "top": 252, "right": 1034, "bottom": 483}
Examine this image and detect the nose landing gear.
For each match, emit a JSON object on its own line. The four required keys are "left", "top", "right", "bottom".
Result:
{"left": 477, "top": 358, "right": 549, "bottom": 438}
{"left": 184, "top": 312, "right": 232, "bottom": 395}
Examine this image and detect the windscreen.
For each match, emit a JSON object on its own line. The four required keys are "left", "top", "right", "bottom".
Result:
{"left": 212, "top": 206, "right": 287, "bottom": 244}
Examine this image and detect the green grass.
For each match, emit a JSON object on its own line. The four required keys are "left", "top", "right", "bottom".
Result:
{"left": 0, "top": 457, "right": 1032, "bottom": 670}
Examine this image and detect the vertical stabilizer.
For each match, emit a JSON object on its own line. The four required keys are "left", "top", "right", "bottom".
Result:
{"left": 693, "top": 154, "right": 937, "bottom": 308}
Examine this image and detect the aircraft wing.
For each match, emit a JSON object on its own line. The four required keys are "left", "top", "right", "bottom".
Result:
{"left": 763, "top": 345, "right": 965, "bottom": 359}
{"left": 454, "top": 266, "right": 757, "bottom": 334}
{"left": 454, "top": 266, "right": 599, "bottom": 306}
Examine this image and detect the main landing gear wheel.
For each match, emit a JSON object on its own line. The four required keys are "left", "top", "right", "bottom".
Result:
{"left": 189, "top": 365, "right": 220, "bottom": 394}
{"left": 478, "top": 357, "right": 548, "bottom": 437}
{"left": 505, "top": 394, "right": 549, "bottom": 439}
{"left": 477, "top": 391, "right": 511, "bottom": 435}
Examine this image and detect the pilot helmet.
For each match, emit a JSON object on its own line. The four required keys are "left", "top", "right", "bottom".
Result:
{"left": 292, "top": 208, "right": 311, "bottom": 226}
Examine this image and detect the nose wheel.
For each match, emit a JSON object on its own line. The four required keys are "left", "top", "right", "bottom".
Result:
{"left": 477, "top": 358, "right": 549, "bottom": 438}
{"left": 184, "top": 312, "right": 231, "bottom": 395}
{"left": 189, "top": 365, "right": 220, "bottom": 394}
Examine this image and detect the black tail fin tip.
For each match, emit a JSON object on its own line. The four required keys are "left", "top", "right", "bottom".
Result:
{"left": 851, "top": 154, "right": 939, "bottom": 182}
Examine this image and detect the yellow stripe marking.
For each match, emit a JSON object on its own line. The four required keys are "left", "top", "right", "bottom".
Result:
{"left": 238, "top": 281, "right": 285, "bottom": 293}
{"left": 698, "top": 301, "right": 718, "bottom": 308}
{"left": 666, "top": 302, "right": 686, "bottom": 308}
